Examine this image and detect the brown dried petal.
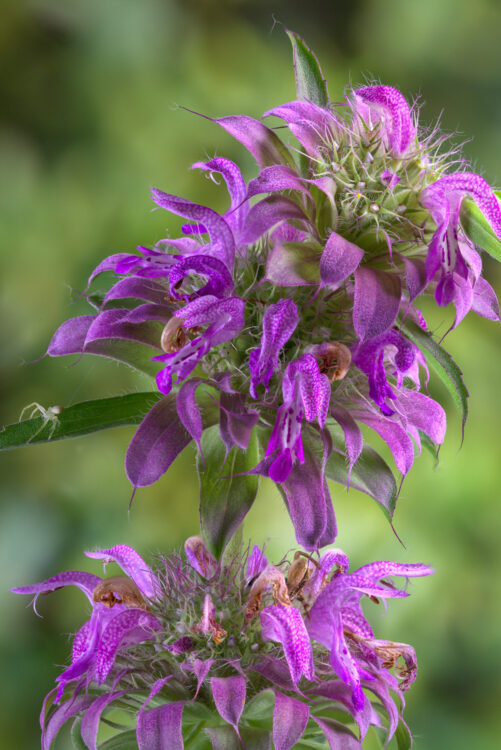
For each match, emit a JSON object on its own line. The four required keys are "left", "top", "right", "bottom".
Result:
{"left": 92, "top": 576, "right": 147, "bottom": 610}
{"left": 245, "top": 565, "right": 291, "bottom": 621}
{"left": 318, "top": 342, "right": 352, "bottom": 382}
{"left": 160, "top": 318, "right": 187, "bottom": 353}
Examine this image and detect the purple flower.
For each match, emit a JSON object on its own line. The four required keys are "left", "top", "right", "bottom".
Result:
{"left": 42, "top": 38, "right": 499, "bottom": 551}
{"left": 419, "top": 172, "right": 501, "bottom": 325}
{"left": 13, "top": 539, "right": 430, "bottom": 748}
{"left": 354, "top": 85, "right": 416, "bottom": 156}
{"left": 249, "top": 298, "right": 299, "bottom": 397}
{"left": 266, "top": 354, "right": 330, "bottom": 482}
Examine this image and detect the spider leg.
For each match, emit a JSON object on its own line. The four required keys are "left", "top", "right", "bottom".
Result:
{"left": 19, "top": 402, "right": 43, "bottom": 422}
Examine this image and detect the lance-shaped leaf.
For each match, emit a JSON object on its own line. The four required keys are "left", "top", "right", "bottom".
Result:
{"left": 353, "top": 267, "right": 401, "bottom": 341}
{"left": 126, "top": 395, "right": 216, "bottom": 488}
{"left": 198, "top": 425, "right": 259, "bottom": 558}
{"left": 325, "top": 431, "right": 398, "bottom": 521}
{"left": 273, "top": 692, "right": 309, "bottom": 750}
{"left": 320, "top": 232, "right": 364, "bottom": 287}
{"left": 312, "top": 716, "right": 361, "bottom": 750}
{"left": 461, "top": 197, "right": 501, "bottom": 261}
{"left": 216, "top": 115, "right": 295, "bottom": 169}
{"left": 136, "top": 701, "right": 185, "bottom": 750}
{"left": 403, "top": 318, "right": 469, "bottom": 432}
{"left": 1, "top": 392, "right": 163, "bottom": 450}
{"left": 240, "top": 196, "right": 311, "bottom": 246}
{"left": 211, "top": 676, "right": 246, "bottom": 735}
{"left": 286, "top": 29, "right": 329, "bottom": 108}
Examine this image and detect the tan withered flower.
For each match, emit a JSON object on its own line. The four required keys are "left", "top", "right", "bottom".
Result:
{"left": 160, "top": 318, "right": 187, "bottom": 353}
{"left": 92, "top": 576, "right": 148, "bottom": 610}
{"left": 317, "top": 342, "right": 352, "bottom": 382}
{"left": 245, "top": 564, "right": 291, "bottom": 621}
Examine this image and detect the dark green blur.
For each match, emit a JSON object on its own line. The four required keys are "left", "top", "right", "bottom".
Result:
{"left": 1, "top": 1, "right": 501, "bottom": 747}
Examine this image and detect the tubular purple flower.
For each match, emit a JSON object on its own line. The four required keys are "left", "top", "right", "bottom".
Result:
{"left": 266, "top": 354, "right": 330, "bottom": 482}
{"left": 249, "top": 298, "right": 299, "bottom": 397}
{"left": 355, "top": 85, "right": 416, "bottom": 156}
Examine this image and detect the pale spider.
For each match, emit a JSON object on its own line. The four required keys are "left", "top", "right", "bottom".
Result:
{"left": 19, "top": 403, "right": 65, "bottom": 443}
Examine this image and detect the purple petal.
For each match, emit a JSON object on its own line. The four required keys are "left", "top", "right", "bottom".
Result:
{"left": 402, "top": 257, "right": 427, "bottom": 302}
{"left": 176, "top": 378, "right": 205, "bottom": 454}
{"left": 246, "top": 545, "right": 268, "bottom": 584}
{"left": 192, "top": 158, "right": 247, "bottom": 234}
{"left": 240, "top": 196, "right": 310, "bottom": 245}
{"left": 260, "top": 605, "right": 314, "bottom": 683}
{"left": 250, "top": 299, "right": 299, "bottom": 397}
{"left": 85, "top": 545, "right": 160, "bottom": 599}
{"left": 42, "top": 695, "right": 94, "bottom": 750}
{"left": 211, "top": 676, "right": 246, "bottom": 732}
{"left": 280, "top": 451, "right": 336, "bottom": 550}
{"left": 309, "top": 681, "right": 371, "bottom": 739}
{"left": 273, "top": 692, "right": 309, "bottom": 750}
{"left": 352, "top": 412, "right": 414, "bottom": 475}
{"left": 472, "top": 276, "right": 501, "bottom": 321}
{"left": 137, "top": 701, "right": 185, "bottom": 750}
{"left": 264, "top": 100, "right": 338, "bottom": 156}
{"left": 12, "top": 570, "right": 102, "bottom": 607}
{"left": 81, "top": 691, "right": 130, "bottom": 750}
{"left": 84, "top": 309, "right": 162, "bottom": 350}
{"left": 219, "top": 392, "right": 260, "bottom": 452}
{"left": 395, "top": 388, "right": 446, "bottom": 444}
{"left": 312, "top": 716, "right": 361, "bottom": 750}
{"left": 87, "top": 253, "right": 133, "bottom": 286}
{"left": 47, "top": 316, "right": 94, "bottom": 356}
{"left": 103, "top": 277, "right": 171, "bottom": 306}
{"left": 191, "top": 658, "right": 214, "bottom": 698}
{"left": 93, "top": 609, "right": 162, "bottom": 684}
{"left": 353, "top": 268, "right": 401, "bottom": 342}
{"left": 125, "top": 396, "right": 193, "bottom": 488}
{"left": 331, "top": 405, "right": 363, "bottom": 481}
{"left": 151, "top": 190, "right": 235, "bottom": 269}
{"left": 303, "top": 548, "right": 350, "bottom": 603}
{"left": 320, "top": 232, "right": 364, "bottom": 287}
{"left": 355, "top": 86, "right": 415, "bottom": 156}
{"left": 168, "top": 255, "right": 234, "bottom": 300}
{"left": 216, "top": 115, "right": 294, "bottom": 168}
{"left": 250, "top": 657, "right": 296, "bottom": 693}
{"left": 353, "top": 560, "right": 433, "bottom": 581}
{"left": 246, "top": 166, "right": 309, "bottom": 200}
{"left": 424, "top": 172, "right": 501, "bottom": 240}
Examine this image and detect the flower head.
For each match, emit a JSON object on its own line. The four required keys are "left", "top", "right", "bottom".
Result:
{"left": 12, "top": 539, "right": 431, "bottom": 748}
{"left": 44, "top": 32, "right": 499, "bottom": 550}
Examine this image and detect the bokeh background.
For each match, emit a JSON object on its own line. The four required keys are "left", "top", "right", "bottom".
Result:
{"left": 2, "top": 0, "right": 501, "bottom": 747}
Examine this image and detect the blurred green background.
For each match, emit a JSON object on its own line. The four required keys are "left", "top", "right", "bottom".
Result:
{"left": 2, "top": 0, "right": 501, "bottom": 747}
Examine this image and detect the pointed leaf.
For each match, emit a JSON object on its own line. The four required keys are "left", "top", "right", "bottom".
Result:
{"left": 403, "top": 318, "right": 469, "bottom": 431}
{"left": 286, "top": 30, "right": 329, "bottom": 108}
{"left": 325, "top": 433, "right": 398, "bottom": 521}
{"left": 199, "top": 425, "right": 259, "bottom": 558}
{"left": 461, "top": 194, "right": 501, "bottom": 261}
{"left": 1, "top": 392, "right": 163, "bottom": 450}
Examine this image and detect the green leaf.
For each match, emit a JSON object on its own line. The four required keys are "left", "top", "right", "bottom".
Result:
{"left": 461, "top": 194, "right": 501, "bottom": 261}
{"left": 98, "top": 729, "right": 138, "bottom": 750}
{"left": 84, "top": 338, "right": 162, "bottom": 377}
{"left": 266, "top": 241, "right": 322, "bottom": 286}
{"left": 403, "top": 319, "right": 469, "bottom": 432}
{"left": 198, "top": 425, "right": 260, "bottom": 559}
{"left": 395, "top": 720, "right": 412, "bottom": 750}
{"left": 286, "top": 30, "right": 329, "bottom": 107}
{"left": 243, "top": 690, "right": 275, "bottom": 722}
{"left": 70, "top": 718, "right": 88, "bottom": 750}
{"left": 325, "top": 432, "right": 398, "bottom": 521}
{"left": 0, "top": 392, "right": 162, "bottom": 450}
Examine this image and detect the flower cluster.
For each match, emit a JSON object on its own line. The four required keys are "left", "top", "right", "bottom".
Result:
{"left": 12, "top": 539, "right": 432, "bottom": 749}
{"left": 45, "top": 55, "right": 500, "bottom": 550}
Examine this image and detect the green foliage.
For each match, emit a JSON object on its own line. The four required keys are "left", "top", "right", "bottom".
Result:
{"left": 326, "top": 427, "right": 398, "bottom": 521}
{"left": 0, "top": 392, "right": 162, "bottom": 450}
{"left": 198, "top": 425, "right": 260, "bottom": 558}
{"left": 286, "top": 29, "right": 329, "bottom": 107}
{"left": 461, "top": 194, "right": 501, "bottom": 262}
